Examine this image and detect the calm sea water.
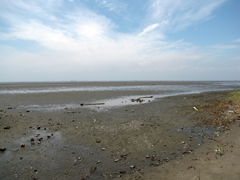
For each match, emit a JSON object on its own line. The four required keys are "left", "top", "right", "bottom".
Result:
{"left": 1, "top": 81, "right": 240, "bottom": 95}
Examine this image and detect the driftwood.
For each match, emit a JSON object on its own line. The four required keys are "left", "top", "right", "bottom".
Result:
{"left": 139, "top": 96, "right": 153, "bottom": 98}
{"left": 80, "top": 103, "right": 105, "bottom": 106}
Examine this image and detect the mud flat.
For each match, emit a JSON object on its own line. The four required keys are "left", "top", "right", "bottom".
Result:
{"left": 0, "top": 87, "right": 239, "bottom": 179}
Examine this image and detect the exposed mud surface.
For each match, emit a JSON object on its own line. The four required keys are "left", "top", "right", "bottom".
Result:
{"left": 0, "top": 90, "right": 236, "bottom": 179}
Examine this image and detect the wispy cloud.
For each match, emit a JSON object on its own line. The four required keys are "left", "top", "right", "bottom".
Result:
{"left": 138, "top": 23, "right": 160, "bottom": 36}
{"left": 149, "top": 0, "right": 226, "bottom": 31}
{"left": 96, "top": 0, "right": 128, "bottom": 13}
{"left": 235, "top": 39, "right": 240, "bottom": 43}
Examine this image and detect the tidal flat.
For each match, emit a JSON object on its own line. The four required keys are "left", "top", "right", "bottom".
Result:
{"left": 0, "top": 81, "right": 240, "bottom": 179}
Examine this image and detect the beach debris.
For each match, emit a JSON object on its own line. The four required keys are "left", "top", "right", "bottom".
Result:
{"left": 90, "top": 166, "right": 97, "bottom": 175}
{"left": 187, "top": 165, "right": 196, "bottom": 170}
{"left": 131, "top": 98, "right": 144, "bottom": 103}
{"left": 0, "top": 147, "right": 6, "bottom": 152}
{"left": 193, "top": 107, "right": 198, "bottom": 111}
{"left": 20, "top": 143, "right": 25, "bottom": 148}
{"left": 81, "top": 103, "right": 105, "bottom": 106}
{"left": 4, "top": 126, "right": 10, "bottom": 129}
{"left": 96, "top": 160, "right": 101, "bottom": 164}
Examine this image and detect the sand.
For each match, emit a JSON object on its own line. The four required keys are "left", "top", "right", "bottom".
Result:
{"left": 0, "top": 87, "right": 239, "bottom": 180}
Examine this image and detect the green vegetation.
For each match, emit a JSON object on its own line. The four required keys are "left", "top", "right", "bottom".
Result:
{"left": 228, "top": 90, "right": 240, "bottom": 105}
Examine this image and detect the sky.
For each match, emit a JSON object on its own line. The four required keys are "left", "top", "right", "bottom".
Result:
{"left": 0, "top": 0, "right": 240, "bottom": 82}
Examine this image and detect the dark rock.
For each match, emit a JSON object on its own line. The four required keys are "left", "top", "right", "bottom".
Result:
{"left": 31, "top": 138, "right": 35, "bottom": 141}
{"left": 96, "top": 140, "right": 101, "bottom": 143}
{"left": 7, "top": 107, "right": 12, "bottom": 109}
{"left": 20, "top": 143, "right": 25, "bottom": 147}
{"left": 0, "top": 147, "right": 6, "bottom": 151}
{"left": 37, "top": 126, "right": 41, "bottom": 130}
{"left": 4, "top": 126, "right": 10, "bottom": 129}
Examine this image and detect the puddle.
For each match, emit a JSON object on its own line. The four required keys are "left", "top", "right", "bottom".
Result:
{"left": 17, "top": 95, "right": 156, "bottom": 112}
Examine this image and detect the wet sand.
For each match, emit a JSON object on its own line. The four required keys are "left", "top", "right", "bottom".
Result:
{"left": 0, "top": 86, "right": 239, "bottom": 179}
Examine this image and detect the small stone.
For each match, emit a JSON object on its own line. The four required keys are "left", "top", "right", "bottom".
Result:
{"left": 131, "top": 110, "right": 134, "bottom": 112}
{"left": 102, "top": 148, "right": 106, "bottom": 150}
{"left": 115, "top": 159, "right": 120, "bottom": 162}
{"left": 7, "top": 107, "right": 12, "bottom": 109}
{"left": 130, "top": 165, "right": 135, "bottom": 169}
{"left": 96, "top": 140, "right": 101, "bottom": 143}
{"left": 20, "top": 143, "right": 25, "bottom": 147}
{"left": 37, "top": 126, "right": 41, "bottom": 130}
{"left": 146, "top": 155, "right": 150, "bottom": 158}
{"left": 4, "top": 126, "right": 10, "bottom": 129}
{"left": 31, "top": 138, "right": 34, "bottom": 141}
{"left": 96, "top": 160, "right": 101, "bottom": 164}
{"left": 182, "top": 141, "right": 185, "bottom": 144}
{"left": 0, "top": 147, "right": 6, "bottom": 151}
{"left": 26, "top": 110, "right": 30, "bottom": 113}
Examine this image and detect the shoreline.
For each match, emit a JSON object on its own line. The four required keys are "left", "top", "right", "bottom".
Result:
{"left": 0, "top": 89, "right": 239, "bottom": 179}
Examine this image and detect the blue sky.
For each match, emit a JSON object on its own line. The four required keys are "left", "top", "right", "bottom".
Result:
{"left": 0, "top": 0, "right": 239, "bottom": 82}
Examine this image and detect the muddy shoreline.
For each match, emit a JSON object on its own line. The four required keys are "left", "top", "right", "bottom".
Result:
{"left": 0, "top": 89, "right": 236, "bottom": 179}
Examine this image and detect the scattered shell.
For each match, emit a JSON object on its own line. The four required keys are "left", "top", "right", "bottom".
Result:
{"left": 130, "top": 165, "right": 135, "bottom": 169}
{"left": 115, "top": 159, "right": 120, "bottom": 162}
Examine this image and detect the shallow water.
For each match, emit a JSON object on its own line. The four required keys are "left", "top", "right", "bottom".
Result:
{"left": 1, "top": 81, "right": 240, "bottom": 112}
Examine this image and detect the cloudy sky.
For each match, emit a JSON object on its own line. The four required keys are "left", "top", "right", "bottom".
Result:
{"left": 0, "top": 0, "right": 239, "bottom": 82}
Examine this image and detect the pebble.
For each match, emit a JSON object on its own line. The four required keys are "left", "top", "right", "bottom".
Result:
{"left": 96, "top": 140, "right": 101, "bottom": 143}
{"left": 0, "top": 147, "right": 6, "bottom": 151}
{"left": 115, "top": 159, "right": 120, "bottom": 162}
{"left": 130, "top": 165, "right": 135, "bottom": 169}
{"left": 4, "top": 126, "right": 10, "bottom": 129}
{"left": 20, "top": 143, "right": 25, "bottom": 148}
